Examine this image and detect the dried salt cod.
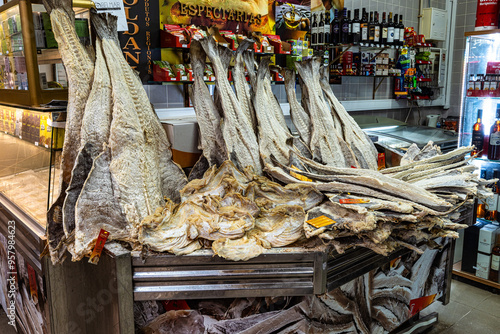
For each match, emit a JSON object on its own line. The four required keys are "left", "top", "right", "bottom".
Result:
{"left": 282, "top": 68, "right": 311, "bottom": 145}
{"left": 189, "top": 40, "right": 228, "bottom": 167}
{"left": 253, "top": 58, "right": 294, "bottom": 166}
{"left": 43, "top": 0, "right": 95, "bottom": 264}
{"left": 138, "top": 200, "right": 201, "bottom": 255}
{"left": 142, "top": 310, "right": 205, "bottom": 334}
{"left": 249, "top": 205, "right": 305, "bottom": 248}
{"left": 199, "top": 36, "right": 262, "bottom": 174}
{"left": 212, "top": 236, "right": 265, "bottom": 261}
{"left": 232, "top": 39, "right": 257, "bottom": 131}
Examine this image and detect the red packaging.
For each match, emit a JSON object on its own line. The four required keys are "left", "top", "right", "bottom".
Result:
{"left": 475, "top": 0, "right": 500, "bottom": 30}
{"left": 487, "top": 61, "right": 500, "bottom": 74}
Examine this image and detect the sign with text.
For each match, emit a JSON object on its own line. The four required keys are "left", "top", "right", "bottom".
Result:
{"left": 118, "top": 0, "right": 160, "bottom": 82}
{"left": 160, "top": 0, "right": 275, "bottom": 34}
{"left": 94, "top": 0, "right": 128, "bottom": 31}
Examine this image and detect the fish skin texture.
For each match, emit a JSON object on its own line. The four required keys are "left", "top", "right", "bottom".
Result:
{"left": 72, "top": 148, "right": 131, "bottom": 261}
{"left": 295, "top": 58, "right": 355, "bottom": 167}
{"left": 282, "top": 68, "right": 311, "bottom": 146}
{"left": 253, "top": 57, "right": 293, "bottom": 166}
{"left": 199, "top": 36, "right": 262, "bottom": 174}
{"left": 233, "top": 39, "right": 257, "bottom": 131}
{"left": 62, "top": 39, "right": 112, "bottom": 243}
{"left": 43, "top": 0, "right": 95, "bottom": 264}
{"left": 189, "top": 40, "right": 228, "bottom": 166}
{"left": 93, "top": 13, "right": 187, "bottom": 204}
{"left": 319, "top": 66, "right": 378, "bottom": 170}
{"left": 212, "top": 236, "right": 265, "bottom": 261}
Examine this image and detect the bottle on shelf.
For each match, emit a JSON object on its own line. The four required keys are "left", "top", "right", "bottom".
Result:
{"left": 381, "top": 12, "right": 388, "bottom": 45}
{"left": 490, "top": 234, "right": 500, "bottom": 283}
{"left": 347, "top": 10, "right": 352, "bottom": 43}
{"left": 398, "top": 14, "right": 405, "bottom": 46}
{"left": 472, "top": 109, "right": 485, "bottom": 157}
{"left": 341, "top": 8, "right": 349, "bottom": 44}
{"left": 332, "top": 9, "right": 340, "bottom": 45}
{"left": 324, "top": 10, "right": 331, "bottom": 44}
{"left": 361, "top": 8, "right": 369, "bottom": 44}
{"left": 488, "top": 104, "right": 500, "bottom": 160}
{"left": 393, "top": 14, "right": 400, "bottom": 46}
{"left": 351, "top": 8, "right": 360, "bottom": 44}
{"left": 368, "top": 11, "right": 375, "bottom": 43}
{"left": 311, "top": 13, "right": 318, "bottom": 46}
{"left": 318, "top": 12, "right": 325, "bottom": 44}
{"left": 373, "top": 11, "right": 381, "bottom": 45}
{"left": 387, "top": 12, "right": 395, "bottom": 45}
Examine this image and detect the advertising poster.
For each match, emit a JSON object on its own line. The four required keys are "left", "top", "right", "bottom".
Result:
{"left": 160, "top": 0, "right": 275, "bottom": 34}
{"left": 118, "top": 0, "right": 161, "bottom": 83}
{"left": 275, "top": 1, "right": 311, "bottom": 41}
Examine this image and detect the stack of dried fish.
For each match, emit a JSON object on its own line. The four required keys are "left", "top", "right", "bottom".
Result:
{"left": 139, "top": 161, "right": 323, "bottom": 261}
{"left": 265, "top": 143, "right": 492, "bottom": 255}
{"left": 43, "top": 0, "right": 187, "bottom": 263}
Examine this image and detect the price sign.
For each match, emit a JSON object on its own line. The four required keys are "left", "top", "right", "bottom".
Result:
{"left": 93, "top": 0, "right": 127, "bottom": 31}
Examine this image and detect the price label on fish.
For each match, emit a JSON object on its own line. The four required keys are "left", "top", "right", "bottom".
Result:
{"left": 93, "top": 0, "right": 127, "bottom": 31}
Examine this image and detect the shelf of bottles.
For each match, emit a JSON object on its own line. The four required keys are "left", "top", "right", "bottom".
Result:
{"left": 310, "top": 8, "right": 406, "bottom": 50}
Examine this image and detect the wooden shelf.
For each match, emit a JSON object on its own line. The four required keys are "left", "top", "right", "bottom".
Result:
{"left": 465, "top": 29, "right": 500, "bottom": 37}
{"left": 452, "top": 261, "right": 500, "bottom": 289}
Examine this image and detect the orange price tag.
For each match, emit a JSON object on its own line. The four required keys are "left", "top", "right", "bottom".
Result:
{"left": 88, "top": 229, "right": 110, "bottom": 265}
{"left": 290, "top": 165, "right": 312, "bottom": 182}
{"left": 307, "top": 215, "right": 336, "bottom": 228}
{"left": 27, "top": 263, "right": 38, "bottom": 305}
{"left": 409, "top": 294, "right": 437, "bottom": 316}
{"left": 339, "top": 198, "right": 370, "bottom": 204}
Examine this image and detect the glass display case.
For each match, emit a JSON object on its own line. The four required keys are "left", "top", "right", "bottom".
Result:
{"left": 0, "top": 0, "right": 89, "bottom": 106}
{"left": 0, "top": 104, "right": 64, "bottom": 228}
{"left": 456, "top": 29, "right": 500, "bottom": 289}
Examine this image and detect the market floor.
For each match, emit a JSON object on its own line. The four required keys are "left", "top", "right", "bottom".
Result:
{"left": 0, "top": 280, "right": 498, "bottom": 333}
{"left": 423, "top": 279, "right": 500, "bottom": 334}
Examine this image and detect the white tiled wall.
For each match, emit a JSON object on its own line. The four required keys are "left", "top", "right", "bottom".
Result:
{"left": 147, "top": 0, "right": 462, "bottom": 126}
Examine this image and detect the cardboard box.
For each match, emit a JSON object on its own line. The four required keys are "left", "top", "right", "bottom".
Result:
{"left": 161, "top": 119, "right": 201, "bottom": 168}
{"left": 462, "top": 220, "right": 490, "bottom": 273}
{"left": 476, "top": 252, "right": 491, "bottom": 279}
{"left": 487, "top": 62, "right": 500, "bottom": 74}
{"left": 478, "top": 224, "right": 499, "bottom": 254}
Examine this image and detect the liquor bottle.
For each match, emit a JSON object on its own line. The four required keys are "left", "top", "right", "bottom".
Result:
{"left": 311, "top": 13, "right": 318, "bottom": 46}
{"left": 472, "top": 109, "right": 485, "bottom": 157}
{"left": 381, "top": 12, "right": 388, "bottom": 45}
{"left": 341, "top": 8, "right": 349, "bottom": 44}
{"left": 393, "top": 14, "right": 400, "bottom": 46}
{"left": 346, "top": 10, "right": 352, "bottom": 43}
{"left": 489, "top": 104, "right": 500, "bottom": 160}
{"left": 490, "top": 234, "right": 500, "bottom": 282}
{"left": 373, "top": 12, "right": 381, "bottom": 44}
{"left": 368, "top": 11, "right": 375, "bottom": 43}
{"left": 351, "top": 9, "right": 360, "bottom": 44}
{"left": 332, "top": 9, "right": 340, "bottom": 45}
{"left": 387, "top": 12, "right": 395, "bottom": 45}
{"left": 324, "top": 10, "right": 331, "bottom": 44}
{"left": 318, "top": 12, "right": 324, "bottom": 44}
{"left": 361, "top": 8, "right": 369, "bottom": 43}
{"left": 398, "top": 15, "right": 405, "bottom": 46}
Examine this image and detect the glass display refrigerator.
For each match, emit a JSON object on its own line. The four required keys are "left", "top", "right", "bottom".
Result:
{"left": 456, "top": 29, "right": 500, "bottom": 289}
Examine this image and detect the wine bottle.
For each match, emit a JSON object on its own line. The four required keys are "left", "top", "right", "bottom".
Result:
{"left": 490, "top": 234, "right": 500, "bottom": 283}
{"left": 387, "top": 12, "right": 395, "bottom": 45}
{"left": 472, "top": 109, "right": 485, "bottom": 157}
{"left": 368, "top": 11, "right": 375, "bottom": 43}
{"left": 488, "top": 104, "right": 500, "bottom": 160}
{"left": 332, "top": 9, "right": 340, "bottom": 45}
{"left": 351, "top": 9, "right": 360, "bottom": 44}
{"left": 318, "top": 12, "right": 324, "bottom": 44}
{"left": 311, "top": 13, "right": 318, "bottom": 46}
{"left": 324, "top": 10, "right": 331, "bottom": 44}
{"left": 341, "top": 8, "right": 349, "bottom": 44}
{"left": 393, "top": 14, "right": 400, "bottom": 46}
{"left": 381, "top": 12, "right": 388, "bottom": 45}
{"left": 373, "top": 12, "right": 380, "bottom": 45}
{"left": 347, "top": 10, "right": 352, "bottom": 43}
{"left": 398, "top": 15, "right": 405, "bottom": 46}
{"left": 361, "top": 8, "right": 368, "bottom": 43}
